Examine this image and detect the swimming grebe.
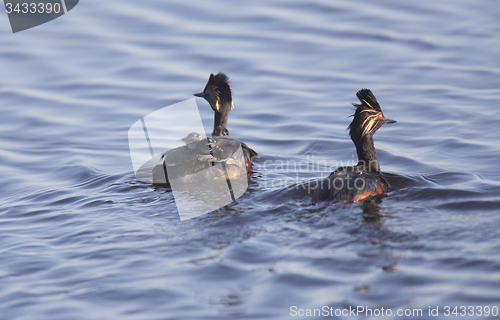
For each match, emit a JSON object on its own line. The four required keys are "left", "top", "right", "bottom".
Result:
{"left": 314, "top": 89, "right": 396, "bottom": 203}
{"left": 194, "top": 72, "right": 258, "bottom": 173}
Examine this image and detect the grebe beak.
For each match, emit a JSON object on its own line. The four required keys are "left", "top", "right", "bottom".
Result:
{"left": 383, "top": 117, "right": 397, "bottom": 124}
{"left": 194, "top": 92, "right": 205, "bottom": 98}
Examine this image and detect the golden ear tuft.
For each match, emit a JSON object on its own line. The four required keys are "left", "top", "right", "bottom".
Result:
{"left": 361, "top": 113, "right": 380, "bottom": 137}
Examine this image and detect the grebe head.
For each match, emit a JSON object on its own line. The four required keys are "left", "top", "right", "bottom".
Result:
{"left": 194, "top": 72, "right": 233, "bottom": 113}
{"left": 194, "top": 73, "right": 234, "bottom": 137}
{"left": 348, "top": 88, "right": 396, "bottom": 142}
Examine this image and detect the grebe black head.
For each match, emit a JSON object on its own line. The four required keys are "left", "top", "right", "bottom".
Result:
{"left": 314, "top": 89, "right": 396, "bottom": 203}
{"left": 194, "top": 72, "right": 234, "bottom": 137}
{"left": 348, "top": 89, "right": 396, "bottom": 172}
{"left": 194, "top": 72, "right": 258, "bottom": 174}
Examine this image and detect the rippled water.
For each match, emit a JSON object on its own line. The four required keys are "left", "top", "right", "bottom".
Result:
{"left": 1, "top": 0, "right": 500, "bottom": 319}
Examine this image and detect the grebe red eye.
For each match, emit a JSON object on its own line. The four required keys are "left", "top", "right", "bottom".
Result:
{"left": 379, "top": 113, "right": 383, "bottom": 119}
{"left": 205, "top": 90, "right": 208, "bottom": 94}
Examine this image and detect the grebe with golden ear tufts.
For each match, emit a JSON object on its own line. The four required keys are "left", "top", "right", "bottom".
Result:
{"left": 314, "top": 89, "right": 396, "bottom": 203}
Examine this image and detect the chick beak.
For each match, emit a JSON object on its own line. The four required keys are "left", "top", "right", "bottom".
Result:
{"left": 194, "top": 92, "right": 205, "bottom": 98}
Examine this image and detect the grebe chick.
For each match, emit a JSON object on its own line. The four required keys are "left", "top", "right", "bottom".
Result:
{"left": 159, "top": 132, "right": 215, "bottom": 164}
{"left": 314, "top": 89, "right": 396, "bottom": 203}
{"left": 152, "top": 132, "right": 227, "bottom": 185}
{"left": 180, "top": 132, "right": 203, "bottom": 149}
{"left": 194, "top": 72, "right": 258, "bottom": 174}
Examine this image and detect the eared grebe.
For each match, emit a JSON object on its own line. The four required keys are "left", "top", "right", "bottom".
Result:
{"left": 314, "top": 89, "right": 396, "bottom": 203}
{"left": 194, "top": 72, "right": 258, "bottom": 173}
